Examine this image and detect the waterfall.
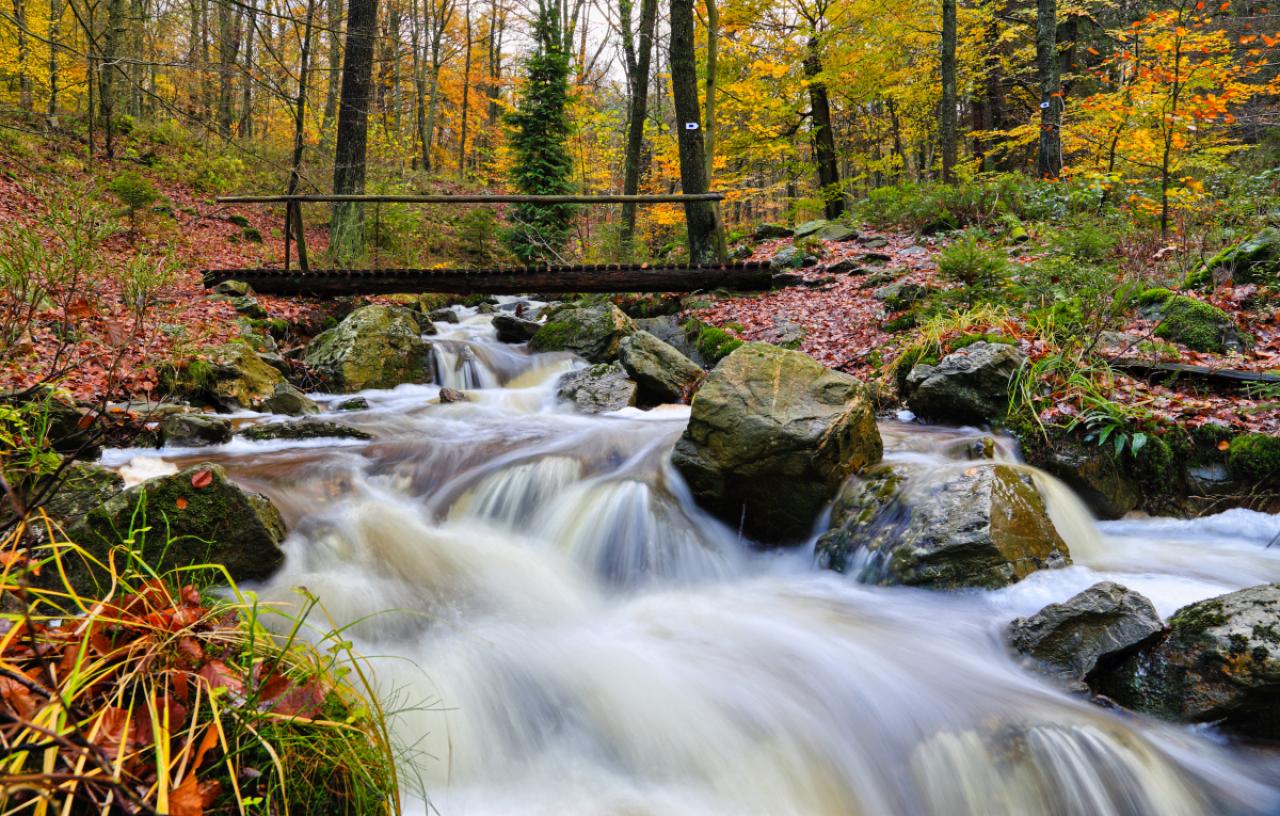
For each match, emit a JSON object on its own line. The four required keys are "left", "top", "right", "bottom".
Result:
{"left": 115, "top": 310, "right": 1280, "bottom": 816}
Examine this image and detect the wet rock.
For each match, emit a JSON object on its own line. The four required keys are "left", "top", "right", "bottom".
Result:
{"left": 754, "top": 223, "right": 793, "bottom": 240}
{"left": 230, "top": 295, "right": 268, "bottom": 319}
{"left": 237, "top": 418, "right": 372, "bottom": 442}
{"left": 530, "top": 303, "right": 636, "bottom": 363}
{"left": 904, "top": 341, "right": 1026, "bottom": 425}
{"left": 1039, "top": 436, "right": 1140, "bottom": 520}
{"left": 618, "top": 331, "right": 704, "bottom": 404}
{"left": 873, "top": 281, "right": 929, "bottom": 310}
{"left": 1094, "top": 584, "right": 1280, "bottom": 738}
{"left": 556, "top": 362, "right": 638, "bottom": 414}
{"left": 672, "top": 343, "right": 882, "bottom": 544}
{"left": 862, "top": 237, "right": 889, "bottom": 249}
{"left": 3, "top": 389, "right": 101, "bottom": 458}
{"left": 305, "top": 305, "right": 433, "bottom": 392}
{"left": 258, "top": 351, "right": 292, "bottom": 377}
{"left": 334, "top": 396, "right": 370, "bottom": 411}
{"left": 66, "top": 464, "right": 286, "bottom": 591}
{"left": 816, "top": 463, "right": 1071, "bottom": 589}
{"left": 439, "top": 387, "right": 469, "bottom": 403}
{"left": 942, "top": 436, "right": 998, "bottom": 461}
{"left": 1193, "top": 227, "right": 1280, "bottom": 287}
{"left": 202, "top": 343, "right": 288, "bottom": 411}
{"left": 160, "top": 413, "right": 232, "bottom": 447}
{"left": 37, "top": 461, "right": 124, "bottom": 531}
{"left": 493, "top": 312, "right": 542, "bottom": 344}
{"left": 1008, "top": 582, "right": 1163, "bottom": 688}
{"left": 259, "top": 382, "right": 320, "bottom": 416}
{"left": 429, "top": 307, "right": 460, "bottom": 324}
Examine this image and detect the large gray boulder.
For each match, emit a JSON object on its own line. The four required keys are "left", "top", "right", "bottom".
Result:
{"left": 530, "top": 303, "right": 636, "bottom": 362}
{"left": 65, "top": 464, "right": 286, "bottom": 592}
{"left": 1094, "top": 584, "right": 1280, "bottom": 737}
{"left": 305, "top": 305, "right": 433, "bottom": 392}
{"left": 905, "top": 341, "right": 1026, "bottom": 424}
{"left": 816, "top": 463, "right": 1071, "bottom": 589}
{"left": 1008, "top": 582, "right": 1163, "bottom": 688}
{"left": 672, "top": 343, "right": 882, "bottom": 544}
{"left": 258, "top": 382, "right": 320, "bottom": 416}
{"left": 556, "top": 363, "right": 638, "bottom": 414}
{"left": 618, "top": 331, "right": 703, "bottom": 404}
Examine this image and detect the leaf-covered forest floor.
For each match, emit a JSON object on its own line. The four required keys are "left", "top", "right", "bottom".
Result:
{"left": 692, "top": 230, "right": 1280, "bottom": 434}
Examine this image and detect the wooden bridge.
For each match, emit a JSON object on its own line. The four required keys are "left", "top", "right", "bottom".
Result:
{"left": 204, "top": 193, "right": 774, "bottom": 296}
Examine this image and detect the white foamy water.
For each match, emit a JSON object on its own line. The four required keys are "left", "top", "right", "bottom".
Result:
{"left": 106, "top": 311, "right": 1280, "bottom": 815}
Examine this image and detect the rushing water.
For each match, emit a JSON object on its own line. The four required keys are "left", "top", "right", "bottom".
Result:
{"left": 102, "top": 304, "right": 1280, "bottom": 815}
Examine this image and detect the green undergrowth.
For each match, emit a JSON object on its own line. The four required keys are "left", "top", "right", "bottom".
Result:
{"left": 682, "top": 319, "right": 743, "bottom": 363}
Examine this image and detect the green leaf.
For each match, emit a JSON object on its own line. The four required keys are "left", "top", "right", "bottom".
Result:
{"left": 1130, "top": 432, "right": 1148, "bottom": 454}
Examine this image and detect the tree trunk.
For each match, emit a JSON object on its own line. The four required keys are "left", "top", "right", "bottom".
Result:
{"left": 321, "top": 0, "right": 341, "bottom": 138}
{"left": 619, "top": 0, "right": 657, "bottom": 251}
{"left": 458, "top": 0, "right": 472, "bottom": 177}
{"left": 1035, "top": 0, "right": 1061, "bottom": 179}
{"left": 940, "top": 0, "right": 957, "bottom": 181}
{"left": 703, "top": 0, "right": 717, "bottom": 180}
{"left": 803, "top": 37, "right": 842, "bottom": 219}
{"left": 287, "top": 0, "right": 317, "bottom": 267}
{"left": 239, "top": 0, "right": 257, "bottom": 137}
{"left": 47, "top": 0, "right": 60, "bottom": 117}
{"left": 14, "top": 0, "right": 33, "bottom": 112}
{"left": 331, "top": 0, "right": 380, "bottom": 262}
{"left": 216, "top": 0, "right": 243, "bottom": 135}
{"left": 101, "top": 0, "right": 125, "bottom": 157}
{"left": 670, "top": 0, "right": 724, "bottom": 262}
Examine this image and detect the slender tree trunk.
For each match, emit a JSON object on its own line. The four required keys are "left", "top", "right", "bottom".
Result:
{"left": 287, "top": 0, "right": 317, "bottom": 264}
{"left": 619, "top": 0, "right": 656, "bottom": 251}
{"left": 101, "top": 0, "right": 125, "bottom": 157}
{"left": 1035, "top": 0, "right": 1062, "bottom": 179}
{"left": 458, "top": 0, "right": 472, "bottom": 177}
{"left": 128, "top": 0, "right": 143, "bottom": 116}
{"left": 14, "top": 0, "right": 33, "bottom": 112}
{"left": 803, "top": 37, "right": 842, "bottom": 219}
{"left": 47, "top": 0, "right": 60, "bottom": 118}
{"left": 216, "top": 0, "right": 243, "bottom": 135}
{"left": 670, "top": 0, "right": 724, "bottom": 262}
{"left": 331, "top": 0, "right": 379, "bottom": 262}
{"left": 239, "top": 0, "right": 257, "bottom": 137}
{"left": 390, "top": 4, "right": 401, "bottom": 135}
{"left": 940, "top": 0, "right": 957, "bottom": 181}
{"left": 321, "top": 0, "right": 341, "bottom": 138}
{"left": 703, "top": 0, "right": 717, "bottom": 180}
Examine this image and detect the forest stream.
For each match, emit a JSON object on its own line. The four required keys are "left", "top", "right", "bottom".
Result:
{"left": 99, "top": 303, "right": 1280, "bottom": 816}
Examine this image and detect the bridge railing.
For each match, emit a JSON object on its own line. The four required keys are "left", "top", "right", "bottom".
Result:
{"left": 215, "top": 192, "right": 727, "bottom": 275}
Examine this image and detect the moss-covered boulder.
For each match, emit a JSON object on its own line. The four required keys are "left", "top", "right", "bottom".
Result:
{"left": 1227, "top": 433, "right": 1280, "bottom": 484}
{"left": 258, "top": 382, "right": 320, "bottom": 416}
{"left": 64, "top": 464, "right": 286, "bottom": 591}
{"left": 555, "top": 362, "right": 638, "bottom": 414}
{"left": 168, "top": 343, "right": 288, "bottom": 412}
{"left": 1008, "top": 582, "right": 1162, "bottom": 689}
{"left": 1191, "top": 227, "right": 1280, "bottom": 288}
{"left": 1139, "top": 289, "right": 1247, "bottom": 354}
{"left": 529, "top": 303, "right": 635, "bottom": 362}
{"left": 672, "top": 343, "right": 882, "bottom": 544}
{"left": 1094, "top": 584, "right": 1280, "bottom": 738}
{"left": 816, "top": 463, "right": 1071, "bottom": 589}
{"left": 159, "top": 413, "right": 233, "bottom": 447}
{"left": 237, "top": 418, "right": 372, "bottom": 442}
{"left": 305, "top": 305, "right": 433, "bottom": 392}
{"left": 618, "top": 331, "right": 704, "bottom": 404}
{"left": 904, "top": 341, "right": 1026, "bottom": 425}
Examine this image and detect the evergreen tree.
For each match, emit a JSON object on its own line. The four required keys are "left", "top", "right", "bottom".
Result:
{"left": 503, "top": 1, "right": 573, "bottom": 264}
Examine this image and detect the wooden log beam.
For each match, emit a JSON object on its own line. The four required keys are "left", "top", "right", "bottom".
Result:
{"left": 202, "top": 262, "right": 775, "bottom": 295}
{"left": 216, "top": 193, "right": 726, "bottom": 205}
{"left": 1110, "top": 357, "right": 1280, "bottom": 387}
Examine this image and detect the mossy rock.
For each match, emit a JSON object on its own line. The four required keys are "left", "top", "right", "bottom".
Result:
{"left": 618, "top": 330, "right": 704, "bottom": 404}
{"left": 1193, "top": 227, "right": 1280, "bottom": 288}
{"left": 1227, "top": 434, "right": 1280, "bottom": 484}
{"left": 816, "top": 463, "right": 1071, "bottom": 589}
{"left": 529, "top": 303, "right": 636, "bottom": 363}
{"left": 672, "top": 343, "right": 882, "bottom": 544}
{"left": 1140, "top": 290, "right": 1247, "bottom": 354}
{"left": 62, "top": 464, "right": 286, "bottom": 593}
{"left": 681, "top": 319, "right": 743, "bottom": 365}
{"left": 237, "top": 419, "right": 372, "bottom": 442}
{"left": 165, "top": 343, "right": 286, "bottom": 411}
{"left": 305, "top": 305, "right": 433, "bottom": 392}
